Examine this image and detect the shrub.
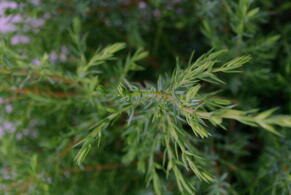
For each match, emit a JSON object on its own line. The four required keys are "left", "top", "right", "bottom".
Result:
{"left": 0, "top": 0, "right": 290, "bottom": 194}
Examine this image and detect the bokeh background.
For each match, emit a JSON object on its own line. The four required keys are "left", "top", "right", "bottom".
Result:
{"left": 0, "top": 0, "right": 290, "bottom": 194}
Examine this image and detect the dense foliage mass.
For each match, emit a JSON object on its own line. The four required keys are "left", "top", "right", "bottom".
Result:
{"left": 0, "top": 0, "right": 290, "bottom": 194}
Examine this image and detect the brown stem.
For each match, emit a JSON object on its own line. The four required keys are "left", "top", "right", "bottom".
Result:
{"left": 0, "top": 68, "right": 78, "bottom": 86}
{"left": 135, "top": 90, "right": 210, "bottom": 118}
{"left": 3, "top": 88, "right": 77, "bottom": 99}
{"left": 62, "top": 163, "right": 123, "bottom": 174}
{"left": 0, "top": 96, "right": 23, "bottom": 104}
{"left": 3, "top": 162, "right": 123, "bottom": 193}
{"left": 18, "top": 177, "right": 33, "bottom": 194}
{"left": 54, "top": 138, "right": 82, "bottom": 161}
{"left": 3, "top": 180, "right": 23, "bottom": 192}
{"left": 87, "top": 0, "right": 148, "bottom": 15}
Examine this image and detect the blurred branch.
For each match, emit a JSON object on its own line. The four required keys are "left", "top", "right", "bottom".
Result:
{"left": 87, "top": 0, "right": 148, "bottom": 15}
{"left": 61, "top": 163, "right": 123, "bottom": 174}
{"left": 0, "top": 68, "right": 78, "bottom": 86}
{"left": 54, "top": 138, "right": 82, "bottom": 161}
{"left": 2, "top": 88, "right": 77, "bottom": 98}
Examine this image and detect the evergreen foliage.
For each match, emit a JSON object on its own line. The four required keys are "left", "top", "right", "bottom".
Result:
{"left": 0, "top": 0, "right": 290, "bottom": 194}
